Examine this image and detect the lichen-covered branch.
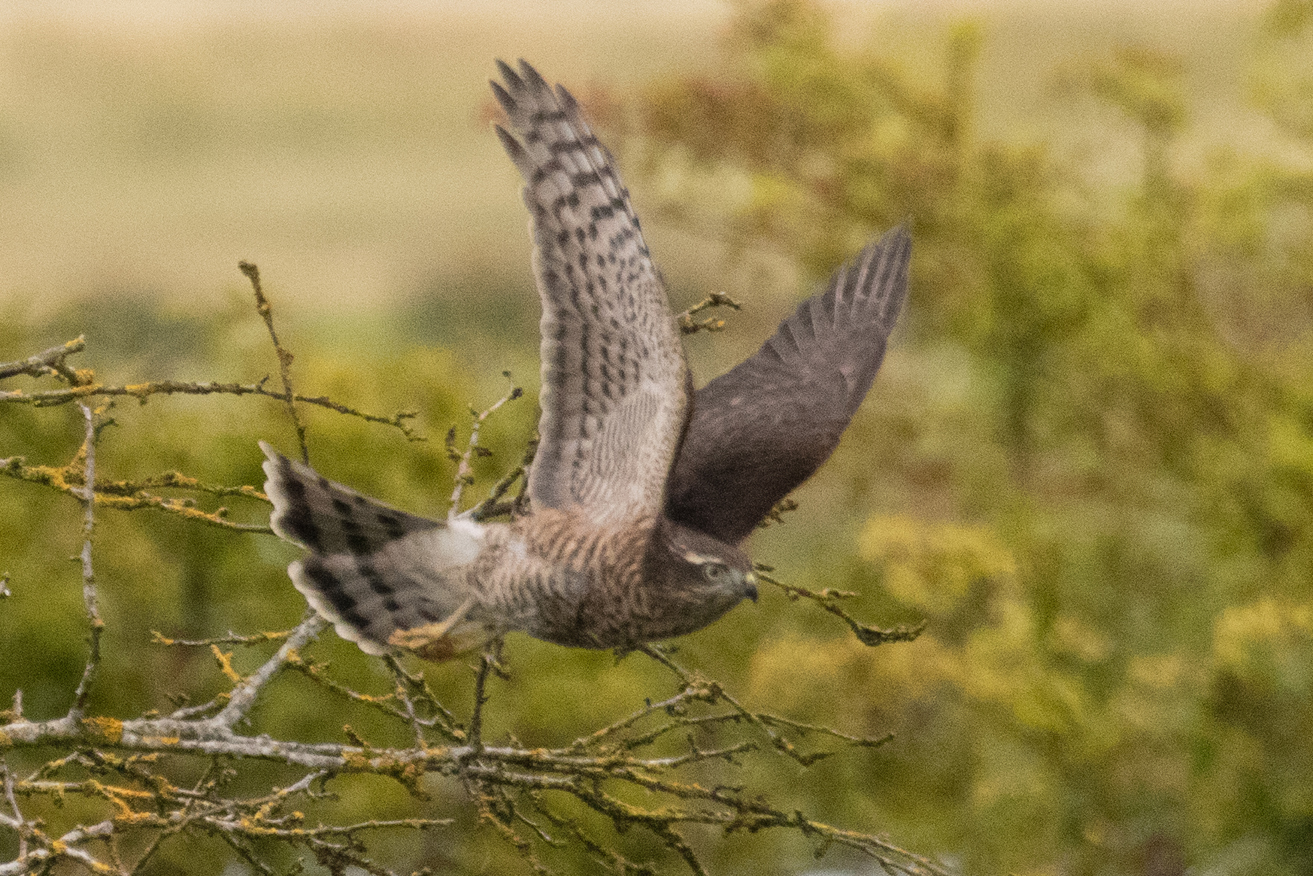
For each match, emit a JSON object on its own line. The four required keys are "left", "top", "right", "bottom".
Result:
{"left": 0, "top": 593, "right": 937, "bottom": 875}
{"left": 213, "top": 612, "right": 327, "bottom": 727}
{"left": 69, "top": 403, "right": 103, "bottom": 721}
{"left": 760, "top": 570, "right": 927, "bottom": 647}
{"left": 0, "top": 378, "right": 421, "bottom": 439}
{"left": 0, "top": 318, "right": 422, "bottom": 532}
{"left": 0, "top": 336, "right": 89, "bottom": 385}
{"left": 0, "top": 631, "right": 939, "bottom": 874}
{"left": 241, "top": 260, "right": 312, "bottom": 464}
{"left": 0, "top": 452, "right": 272, "bottom": 532}
{"left": 0, "top": 326, "right": 421, "bottom": 442}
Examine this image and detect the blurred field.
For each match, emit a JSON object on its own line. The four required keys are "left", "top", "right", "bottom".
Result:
{"left": 0, "top": 0, "right": 1273, "bottom": 320}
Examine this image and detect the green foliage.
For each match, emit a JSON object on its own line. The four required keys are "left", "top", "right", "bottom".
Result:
{"left": 627, "top": 1, "right": 1313, "bottom": 873}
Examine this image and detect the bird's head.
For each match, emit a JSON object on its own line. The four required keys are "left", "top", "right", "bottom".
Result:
{"left": 657, "top": 519, "right": 759, "bottom": 611}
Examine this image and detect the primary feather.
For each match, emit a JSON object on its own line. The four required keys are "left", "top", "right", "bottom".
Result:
{"left": 493, "top": 59, "right": 689, "bottom": 527}
{"left": 666, "top": 225, "right": 911, "bottom": 545}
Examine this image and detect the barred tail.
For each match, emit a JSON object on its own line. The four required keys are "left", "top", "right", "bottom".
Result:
{"left": 259, "top": 442, "right": 485, "bottom": 656}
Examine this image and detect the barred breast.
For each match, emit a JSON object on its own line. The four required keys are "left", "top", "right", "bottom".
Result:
{"left": 470, "top": 510, "right": 660, "bottom": 648}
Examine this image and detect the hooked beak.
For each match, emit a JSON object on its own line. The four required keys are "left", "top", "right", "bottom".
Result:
{"left": 744, "top": 571, "right": 759, "bottom": 603}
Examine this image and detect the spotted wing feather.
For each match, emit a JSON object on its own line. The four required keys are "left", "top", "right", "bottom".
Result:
{"left": 666, "top": 226, "right": 911, "bottom": 545}
{"left": 260, "top": 442, "right": 484, "bottom": 654}
{"left": 493, "top": 59, "right": 689, "bottom": 526}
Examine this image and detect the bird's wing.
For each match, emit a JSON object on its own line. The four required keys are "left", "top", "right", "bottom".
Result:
{"left": 665, "top": 225, "right": 911, "bottom": 545}
{"left": 493, "top": 59, "right": 688, "bottom": 526}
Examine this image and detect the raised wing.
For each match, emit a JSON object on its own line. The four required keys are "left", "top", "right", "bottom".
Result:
{"left": 666, "top": 225, "right": 911, "bottom": 545}
{"left": 492, "top": 59, "right": 689, "bottom": 526}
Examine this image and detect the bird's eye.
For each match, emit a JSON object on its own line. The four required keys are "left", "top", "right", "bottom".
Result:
{"left": 702, "top": 562, "right": 728, "bottom": 583}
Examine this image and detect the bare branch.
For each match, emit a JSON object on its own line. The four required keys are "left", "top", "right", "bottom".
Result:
{"left": 448, "top": 375, "right": 524, "bottom": 518}
{"left": 0, "top": 336, "right": 89, "bottom": 385}
{"left": 241, "top": 261, "right": 311, "bottom": 464}
{"left": 470, "top": 435, "right": 537, "bottom": 521}
{"left": 69, "top": 403, "right": 103, "bottom": 720}
{"left": 0, "top": 645, "right": 941, "bottom": 876}
{"left": 152, "top": 629, "right": 291, "bottom": 648}
{"left": 0, "top": 761, "right": 27, "bottom": 862}
{"left": 0, "top": 378, "right": 421, "bottom": 441}
{"left": 760, "top": 570, "right": 926, "bottom": 647}
{"left": 0, "top": 818, "right": 117, "bottom": 875}
{"left": 211, "top": 612, "right": 326, "bottom": 728}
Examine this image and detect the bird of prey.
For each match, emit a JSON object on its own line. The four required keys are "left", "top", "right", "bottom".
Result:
{"left": 261, "top": 60, "right": 910, "bottom": 660}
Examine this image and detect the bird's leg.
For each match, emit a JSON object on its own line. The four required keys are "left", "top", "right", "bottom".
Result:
{"left": 388, "top": 596, "right": 477, "bottom": 656}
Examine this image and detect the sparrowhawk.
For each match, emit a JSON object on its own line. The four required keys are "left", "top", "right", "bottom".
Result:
{"left": 261, "top": 60, "right": 911, "bottom": 659}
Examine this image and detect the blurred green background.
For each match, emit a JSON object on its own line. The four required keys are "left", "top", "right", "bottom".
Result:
{"left": 3, "top": 0, "right": 1313, "bottom": 874}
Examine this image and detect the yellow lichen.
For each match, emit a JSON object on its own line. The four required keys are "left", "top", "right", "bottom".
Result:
{"left": 341, "top": 749, "right": 373, "bottom": 770}
{"left": 78, "top": 716, "right": 124, "bottom": 745}
{"left": 210, "top": 645, "right": 242, "bottom": 683}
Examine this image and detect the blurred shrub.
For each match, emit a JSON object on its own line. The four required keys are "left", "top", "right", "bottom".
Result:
{"left": 617, "top": 0, "right": 1313, "bottom": 873}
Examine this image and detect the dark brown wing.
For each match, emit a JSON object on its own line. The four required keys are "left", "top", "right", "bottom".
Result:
{"left": 665, "top": 225, "right": 911, "bottom": 545}
{"left": 493, "top": 59, "right": 688, "bottom": 526}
